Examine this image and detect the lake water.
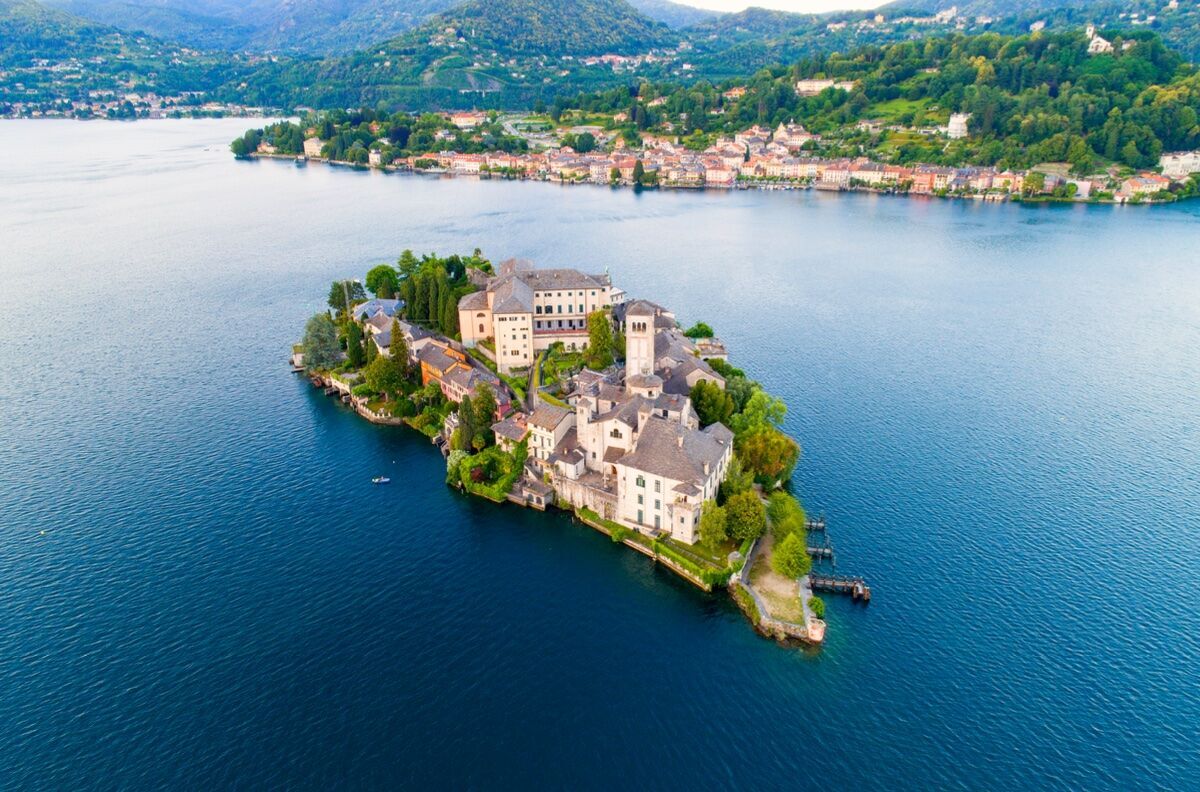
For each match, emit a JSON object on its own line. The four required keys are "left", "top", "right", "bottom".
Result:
{"left": 1, "top": 119, "right": 1198, "bottom": 789}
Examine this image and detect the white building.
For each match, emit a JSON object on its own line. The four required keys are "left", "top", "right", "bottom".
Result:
{"left": 458, "top": 259, "right": 614, "bottom": 374}
{"left": 1160, "top": 151, "right": 1200, "bottom": 179}
{"left": 947, "top": 113, "right": 971, "bottom": 140}
{"left": 795, "top": 79, "right": 856, "bottom": 97}
{"left": 1087, "top": 25, "right": 1114, "bottom": 54}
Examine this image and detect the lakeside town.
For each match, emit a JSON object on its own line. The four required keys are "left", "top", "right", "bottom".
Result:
{"left": 249, "top": 103, "right": 1200, "bottom": 205}
{"left": 296, "top": 254, "right": 870, "bottom": 646}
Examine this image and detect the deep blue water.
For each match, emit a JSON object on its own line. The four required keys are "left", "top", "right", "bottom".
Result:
{"left": 1, "top": 119, "right": 1198, "bottom": 789}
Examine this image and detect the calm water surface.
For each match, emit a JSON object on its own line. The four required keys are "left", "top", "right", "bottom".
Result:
{"left": 1, "top": 119, "right": 1198, "bottom": 789}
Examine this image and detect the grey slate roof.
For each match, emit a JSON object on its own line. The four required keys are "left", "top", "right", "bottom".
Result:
{"left": 528, "top": 403, "right": 571, "bottom": 431}
{"left": 615, "top": 416, "right": 731, "bottom": 484}
{"left": 458, "top": 290, "right": 488, "bottom": 311}
{"left": 352, "top": 299, "right": 403, "bottom": 321}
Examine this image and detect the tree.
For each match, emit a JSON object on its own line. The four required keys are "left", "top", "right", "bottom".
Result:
{"left": 698, "top": 501, "right": 727, "bottom": 550}
{"left": 328, "top": 280, "right": 366, "bottom": 315}
{"left": 586, "top": 310, "right": 616, "bottom": 369}
{"left": 691, "top": 380, "right": 735, "bottom": 427}
{"left": 302, "top": 313, "right": 341, "bottom": 371}
{"left": 719, "top": 454, "right": 755, "bottom": 501}
{"left": 610, "top": 166, "right": 620, "bottom": 185}
{"left": 736, "top": 426, "right": 800, "bottom": 485}
{"left": 726, "top": 490, "right": 767, "bottom": 542}
{"left": 471, "top": 384, "right": 498, "bottom": 449}
{"left": 632, "top": 159, "right": 645, "bottom": 183}
{"left": 729, "top": 390, "right": 786, "bottom": 437}
{"left": 365, "top": 264, "right": 400, "bottom": 298}
{"left": 767, "top": 491, "right": 806, "bottom": 538}
{"left": 345, "top": 320, "right": 366, "bottom": 368}
{"left": 457, "top": 395, "right": 476, "bottom": 450}
{"left": 389, "top": 319, "right": 409, "bottom": 372}
{"left": 683, "top": 322, "right": 714, "bottom": 338}
{"left": 772, "top": 532, "right": 811, "bottom": 579}
{"left": 363, "top": 348, "right": 406, "bottom": 399}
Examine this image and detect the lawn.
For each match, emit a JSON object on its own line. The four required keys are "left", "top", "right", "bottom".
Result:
{"left": 866, "top": 97, "right": 933, "bottom": 123}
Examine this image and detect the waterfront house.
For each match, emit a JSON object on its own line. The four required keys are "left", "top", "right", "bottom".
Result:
{"left": 491, "top": 412, "right": 529, "bottom": 452}
{"left": 1160, "top": 151, "right": 1200, "bottom": 179}
{"left": 302, "top": 137, "right": 324, "bottom": 159}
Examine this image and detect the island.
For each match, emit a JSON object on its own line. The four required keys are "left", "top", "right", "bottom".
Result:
{"left": 294, "top": 252, "right": 870, "bottom": 645}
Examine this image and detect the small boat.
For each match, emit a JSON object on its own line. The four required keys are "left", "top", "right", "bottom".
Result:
{"left": 372, "top": 476, "right": 390, "bottom": 485}
{"left": 295, "top": 156, "right": 306, "bottom": 166}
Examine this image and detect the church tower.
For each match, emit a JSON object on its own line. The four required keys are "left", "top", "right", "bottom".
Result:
{"left": 625, "top": 302, "right": 655, "bottom": 379}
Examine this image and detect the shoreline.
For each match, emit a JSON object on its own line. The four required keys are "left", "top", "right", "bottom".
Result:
{"left": 246, "top": 152, "right": 1188, "bottom": 207}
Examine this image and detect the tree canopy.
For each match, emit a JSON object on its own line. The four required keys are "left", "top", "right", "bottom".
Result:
{"left": 302, "top": 313, "right": 341, "bottom": 370}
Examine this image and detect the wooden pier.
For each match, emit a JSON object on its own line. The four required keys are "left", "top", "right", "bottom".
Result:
{"left": 809, "top": 574, "right": 872, "bottom": 603}
{"left": 807, "top": 545, "right": 835, "bottom": 560}
{"left": 805, "top": 516, "right": 827, "bottom": 533}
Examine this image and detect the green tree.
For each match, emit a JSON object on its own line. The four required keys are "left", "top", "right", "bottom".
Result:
{"left": 586, "top": 310, "right": 616, "bottom": 369}
{"left": 691, "top": 380, "right": 735, "bottom": 427}
{"left": 683, "top": 322, "right": 714, "bottom": 338}
{"left": 328, "top": 280, "right": 366, "bottom": 315}
{"left": 632, "top": 159, "right": 645, "bottom": 183}
{"left": 767, "top": 491, "right": 807, "bottom": 538}
{"left": 698, "top": 501, "right": 727, "bottom": 550}
{"left": 302, "top": 313, "right": 341, "bottom": 371}
{"left": 365, "top": 264, "right": 400, "bottom": 298}
{"left": 719, "top": 454, "right": 755, "bottom": 501}
{"left": 345, "top": 320, "right": 366, "bottom": 368}
{"left": 389, "top": 319, "right": 410, "bottom": 373}
{"left": 726, "top": 490, "right": 767, "bottom": 542}
{"left": 363, "top": 348, "right": 406, "bottom": 399}
{"left": 729, "top": 390, "right": 786, "bottom": 437}
{"left": 457, "top": 394, "right": 476, "bottom": 450}
{"left": 737, "top": 426, "right": 800, "bottom": 485}
{"left": 772, "top": 532, "right": 812, "bottom": 579}
{"left": 471, "top": 384, "right": 498, "bottom": 449}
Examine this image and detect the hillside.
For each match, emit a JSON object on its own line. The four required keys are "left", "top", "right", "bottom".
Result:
{"left": 559, "top": 29, "right": 1200, "bottom": 172}
{"left": 423, "top": 0, "right": 675, "bottom": 56}
{"left": 0, "top": 0, "right": 264, "bottom": 113}
{"left": 45, "top": 0, "right": 458, "bottom": 53}
{"left": 224, "top": 0, "right": 683, "bottom": 110}
{"left": 629, "top": 0, "right": 717, "bottom": 29}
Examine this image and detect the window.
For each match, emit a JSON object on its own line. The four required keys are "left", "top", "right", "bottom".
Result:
{"left": 654, "top": 515, "right": 660, "bottom": 529}
{"left": 536, "top": 305, "right": 542, "bottom": 314}
{"left": 638, "top": 509, "right": 643, "bottom": 524}
{"left": 655, "top": 499, "right": 660, "bottom": 510}
{"left": 478, "top": 324, "right": 484, "bottom": 333}
{"left": 579, "top": 304, "right": 584, "bottom": 313}
{"left": 557, "top": 305, "right": 563, "bottom": 314}
{"left": 654, "top": 481, "right": 660, "bottom": 493}
{"left": 635, "top": 475, "right": 645, "bottom": 488}
{"left": 637, "top": 494, "right": 643, "bottom": 505}
{"left": 610, "top": 428, "right": 622, "bottom": 439}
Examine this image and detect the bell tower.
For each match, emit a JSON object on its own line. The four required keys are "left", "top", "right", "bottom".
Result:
{"left": 625, "top": 303, "right": 655, "bottom": 379}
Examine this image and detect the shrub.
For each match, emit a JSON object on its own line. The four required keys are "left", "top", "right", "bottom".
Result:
{"left": 808, "top": 596, "right": 826, "bottom": 619}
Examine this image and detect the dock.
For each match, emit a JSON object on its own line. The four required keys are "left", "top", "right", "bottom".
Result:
{"left": 809, "top": 574, "right": 872, "bottom": 603}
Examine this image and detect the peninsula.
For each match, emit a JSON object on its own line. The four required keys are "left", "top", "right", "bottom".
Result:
{"left": 296, "top": 252, "right": 866, "bottom": 645}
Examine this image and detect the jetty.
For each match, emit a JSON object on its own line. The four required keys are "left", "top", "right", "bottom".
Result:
{"left": 809, "top": 574, "right": 872, "bottom": 603}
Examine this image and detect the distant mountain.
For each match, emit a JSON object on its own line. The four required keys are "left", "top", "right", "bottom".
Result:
{"left": 629, "top": 0, "right": 718, "bottom": 29}
{"left": 425, "top": 0, "right": 675, "bottom": 56}
{"left": 44, "top": 0, "right": 458, "bottom": 53}
{"left": 688, "top": 6, "right": 811, "bottom": 38}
